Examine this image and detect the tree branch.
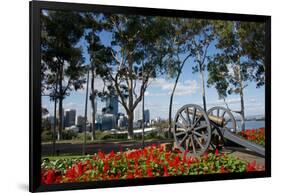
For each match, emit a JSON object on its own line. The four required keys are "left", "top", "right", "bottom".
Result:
{"left": 111, "top": 50, "right": 121, "bottom": 65}
{"left": 201, "top": 43, "right": 210, "bottom": 65}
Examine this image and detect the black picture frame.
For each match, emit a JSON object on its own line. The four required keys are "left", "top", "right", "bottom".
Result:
{"left": 29, "top": 1, "right": 271, "bottom": 192}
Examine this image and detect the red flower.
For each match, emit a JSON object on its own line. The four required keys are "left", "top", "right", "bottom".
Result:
{"left": 183, "top": 150, "right": 188, "bottom": 162}
{"left": 65, "top": 166, "right": 76, "bottom": 179}
{"left": 77, "top": 162, "right": 83, "bottom": 176}
{"left": 247, "top": 160, "right": 256, "bottom": 172}
{"left": 103, "top": 160, "right": 110, "bottom": 173}
{"left": 163, "top": 165, "right": 169, "bottom": 176}
{"left": 55, "top": 175, "right": 62, "bottom": 183}
{"left": 215, "top": 149, "right": 219, "bottom": 156}
{"left": 98, "top": 150, "right": 105, "bottom": 159}
{"left": 126, "top": 171, "right": 135, "bottom": 179}
{"left": 43, "top": 169, "right": 56, "bottom": 184}
{"left": 146, "top": 167, "right": 153, "bottom": 177}
{"left": 134, "top": 159, "right": 139, "bottom": 168}
{"left": 220, "top": 166, "right": 226, "bottom": 173}
{"left": 108, "top": 150, "right": 115, "bottom": 158}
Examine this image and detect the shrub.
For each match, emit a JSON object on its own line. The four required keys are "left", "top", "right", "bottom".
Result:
{"left": 41, "top": 130, "right": 53, "bottom": 142}
{"left": 61, "top": 130, "right": 78, "bottom": 140}
{"left": 75, "top": 132, "right": 92, "bottom": 141}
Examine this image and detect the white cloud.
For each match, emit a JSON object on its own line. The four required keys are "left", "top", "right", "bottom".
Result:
{"left": 207, "top": 97, "right": 261, "bottom": 107}
{"left": 79, "top": 77, "right": 199, "bottom": 98}
{"left": 147, "top": 78, "right": 199, "bottom": 96}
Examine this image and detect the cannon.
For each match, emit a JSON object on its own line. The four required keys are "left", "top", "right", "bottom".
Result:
{"left": 172, "top": 104, "right": 265, "bottom": 157}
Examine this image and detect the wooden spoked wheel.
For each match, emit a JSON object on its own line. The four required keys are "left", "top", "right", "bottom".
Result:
{"left": 207, "top": 106, "right": 237, "bottom": 133}
{"left": 173, "top": 104, "right": 211, "bottom": 157}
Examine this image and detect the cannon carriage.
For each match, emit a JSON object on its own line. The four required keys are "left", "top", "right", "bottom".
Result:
{"left": 172, "top": 104, "right": 265, "bottom": 157}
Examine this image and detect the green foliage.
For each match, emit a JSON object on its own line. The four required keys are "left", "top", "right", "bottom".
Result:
{"left": 41, "top": 10, "right": 86, "bottom": 99}
{"left": 42, "top": 118, "right": 52, "bottom": 131}
{"left": 207, "top": 21, "right": 266, "bottom": 98}
{"left": 153, "top": 120, "right": 169, "bottom": 130}
{"left": 61, "top": 130, "right": 78, "bottom": 140}
{"left": 76, "top": 132, "right": 92, "bottom": 141}
{"left": 41, "top": 130, "right": 53, "bottom": 142}
{"left": 95, "top": 131, "right": 127, "bottom": 140}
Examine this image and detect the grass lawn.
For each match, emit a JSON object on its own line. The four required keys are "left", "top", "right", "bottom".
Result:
{"left": 42, "top": 154, "right": 91, "bottom": 161}
{"left": 42, "top": 138, "right": 173, "bottom": 145}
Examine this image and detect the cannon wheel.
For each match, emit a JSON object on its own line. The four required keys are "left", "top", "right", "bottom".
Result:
{"left": 207, "top": 106, "right": 237, "bottom": 133}
{"left": 173, "top": 104, "right": 211, "bottom": 157}
{"left": 207, "top": 106, "right": 237, "bottom": 149}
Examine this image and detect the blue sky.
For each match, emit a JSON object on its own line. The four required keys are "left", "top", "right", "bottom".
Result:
{"left": 42, "top": 21, "right": 265, "bottom": 121}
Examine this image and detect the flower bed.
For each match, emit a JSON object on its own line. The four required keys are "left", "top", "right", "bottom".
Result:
{"left": 41, "top": 145, "right": 264, "bottom": 184}
{"left": 238, "top": 128, "right": 265, "bottom": 146}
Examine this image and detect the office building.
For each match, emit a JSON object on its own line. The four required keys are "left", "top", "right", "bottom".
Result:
{"left": 105, "top": 94, "right": 118, "bottom": 117}
{"left": 64, "top": 109, "right": 76, "bottom": 127}
{"left": 144, "top": 109, "right": 150, "bottom": 124}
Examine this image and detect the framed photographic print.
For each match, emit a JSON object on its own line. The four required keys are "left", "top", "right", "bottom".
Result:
{"left": 29, "top": 0, "right": 271, "bottom": 192}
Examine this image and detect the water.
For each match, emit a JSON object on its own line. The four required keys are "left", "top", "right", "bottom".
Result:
{"left": 235, "top": 120, "right": 265, "bottom": 131}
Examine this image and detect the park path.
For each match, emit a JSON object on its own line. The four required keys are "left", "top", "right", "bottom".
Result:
{"left": 41, "top": 140, "right": 173, "bottom": 156}
{"left": 223, "top": 146, "right": 265, "bottom": 166}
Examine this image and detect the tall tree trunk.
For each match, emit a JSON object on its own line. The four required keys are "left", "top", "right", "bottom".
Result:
{"left": 52, "top": 75, "right": 58, "bottom": 155}
{"left": 142, "top": 76, "right": 145, "bottom": 147}
{"left": 58, "top": 97, "right": 63, "bottom": 141}
{"left": 57, "top": 64, "right": 64, "bottom": 141}
{"left": 90, "top": 69, "right": 96, "bottom": 141}
{"left": 52, "top": 99, "right": 57, "bottom": 156}
{"left": 237, "top": 64, "right": 246, "bottom": 131}
{"left": 200, "top": 69, "right": 207, "bottom": 111}
{"left": 83, "top": 67, "right": 90, "bottom": 155}
{"left": 198, "top": 62, "right": 207, "bottom": 111}
{"left": 127, "top": 111, "right": 134, "bottom": 139}
{"left": 52, "top": 70, "right": 59, "bottom": 155}
{"left": 127, "top": 63, "right": 134, "bottom": 139}
{"left": 240, "top": 88, "right": 245, "bottom": 131}
{"left": 168, "top": 55, "right": 190, "bottom": 138}
{"left": 168, "top": 67, "right": 182, "bottom": 138}
{"left": 235, "top": 21, "right": 246, "bottom": 131}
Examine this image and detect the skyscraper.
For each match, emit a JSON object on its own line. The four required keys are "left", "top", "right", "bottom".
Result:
{"left": 105, "top": 94, "right": 118, "bottom": 117}
{"left": 134, "top": 104, "right": 142, "bottom": 122}
{"left": 101, "top": 114, "right": 116, "bottom": 131}
{"left": 64, "top": 109, "right": 76, "bottom": 127}
{"left": 76, "top": 115, "right": 85, "bottom": 127}
{"left": 144, "top": 109, "right": 150, "bottom": 124}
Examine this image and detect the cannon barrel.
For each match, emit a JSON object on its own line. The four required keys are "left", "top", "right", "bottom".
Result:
{"left": 185, "top": 109, "right": 225, "bottom": 125}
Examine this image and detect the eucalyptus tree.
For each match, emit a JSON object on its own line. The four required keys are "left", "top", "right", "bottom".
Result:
{"left": 41, "top": 10, "right": 86, "bottom": 140}
{"left": 189, "top": 20, "right": 215, "bottom": 111}
{"left": 84, "top": 13, "right": 113, "bottom": 140}
{"left": 207, "top": 21, "right": 265, "bottom": 131}
{"left": 239, "top": 22, "right": 266, "bottom": 87}
{"left": 166, "top": 18, "right": 210, "bottom": 136}
{"left": 97, "top": 15, "right": 178, "bottom": 139}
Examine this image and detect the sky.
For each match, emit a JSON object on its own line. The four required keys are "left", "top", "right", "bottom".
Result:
{"left": 41, "top": 13, "right": 265, "bottom": 121}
